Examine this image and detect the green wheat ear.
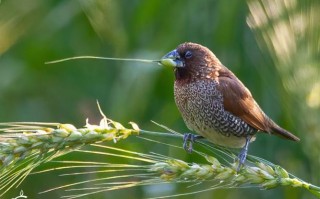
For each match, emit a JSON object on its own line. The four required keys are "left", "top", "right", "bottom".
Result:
{"left": 0, "top": 106, "right": 319, "bottom": 198}
{"left": 0, "top": 103, "right": 140, "bottom": 197}
{"left": 35, "top": 138, "right": 320, "bottom": 199}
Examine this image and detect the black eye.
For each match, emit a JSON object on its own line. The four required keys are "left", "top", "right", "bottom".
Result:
{"left": 185, "top": 51, "right": 192, "bottom": 59}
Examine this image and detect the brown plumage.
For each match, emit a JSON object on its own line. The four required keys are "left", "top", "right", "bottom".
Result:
{"left": 160, "top": 42, "right": 299, "bottom": 162}
{"left": 217, "top": 67, "right": 299, "bottom": 141}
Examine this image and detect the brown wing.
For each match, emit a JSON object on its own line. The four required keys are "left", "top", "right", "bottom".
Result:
{"left": 216, "top": 68, "right": 272, "bottom": 132}
{"left": 216, "top": 67, "right": 300, "bottom": 141}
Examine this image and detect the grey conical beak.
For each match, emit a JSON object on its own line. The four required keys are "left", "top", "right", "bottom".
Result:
{"left": 160, "top": 49, "right": 184, "bottom": 68}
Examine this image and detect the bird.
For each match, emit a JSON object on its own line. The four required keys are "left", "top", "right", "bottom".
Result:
{"left": 160, "top": 42, "right": 300, "bottom": 170}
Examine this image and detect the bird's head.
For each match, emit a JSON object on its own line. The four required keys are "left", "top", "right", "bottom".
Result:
{"left": 161, "top": 42, "right": 222, "bottom": 81}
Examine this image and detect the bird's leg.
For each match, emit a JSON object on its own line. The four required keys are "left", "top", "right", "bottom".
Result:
{"left": 183, "top": 133, "right": 204, "bottom": 153}
{"left": 237, "top": 136, "right": 251, "bottom": 172}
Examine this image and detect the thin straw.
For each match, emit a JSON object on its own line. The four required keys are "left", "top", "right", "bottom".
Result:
{"left": 45, "top": 56, "right": 161, "bottom": 64}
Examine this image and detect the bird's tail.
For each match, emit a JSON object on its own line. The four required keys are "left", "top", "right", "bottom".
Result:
{"left": 270, "top": 124, "right": 300, "bottom": 141}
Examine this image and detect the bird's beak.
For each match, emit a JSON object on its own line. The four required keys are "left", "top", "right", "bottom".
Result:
{"left": 160, "top": 49, "right": 184, "bottom": 68}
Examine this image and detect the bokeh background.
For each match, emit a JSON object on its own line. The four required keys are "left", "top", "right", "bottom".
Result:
{"left": 0, "top": 0, "right": 319, "bottom": 198}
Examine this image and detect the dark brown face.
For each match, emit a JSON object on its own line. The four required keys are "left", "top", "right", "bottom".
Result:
{"left": 161, "top": 42, "right": 222, "bottom": 81}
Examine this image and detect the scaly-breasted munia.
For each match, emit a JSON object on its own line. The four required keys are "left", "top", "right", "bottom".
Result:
{"left": 160, "top": 42, "right": 299, "bottom": 169}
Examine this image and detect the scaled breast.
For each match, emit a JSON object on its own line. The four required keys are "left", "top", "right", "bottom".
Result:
{"left": 174, "top": 79, "right": 256, "bottom": 139}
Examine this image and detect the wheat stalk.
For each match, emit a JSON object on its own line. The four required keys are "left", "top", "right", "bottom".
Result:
{"left": 0, "top": 115, "right": 319, "bottom": 198}
{"left": 0, "top": 118, "right": 139, "bottom": 168}
{"left": 150, "top": 158, "right": 314, "bottom": 191}
{"left": 33, "top": 141, "right": 320, "bottom": 199}
{"left": 0, "top": 113, "right": 139, "bottom": 197}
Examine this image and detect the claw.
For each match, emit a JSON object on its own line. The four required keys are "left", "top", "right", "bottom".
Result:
{"left": 183, "top": 133, "right": 203, "bottom": 153}
{"left": 237, "top": 136, "right": 251, "bottom": 172}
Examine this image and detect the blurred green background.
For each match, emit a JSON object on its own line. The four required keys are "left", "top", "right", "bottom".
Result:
{"left": 0, "top": 0, "right": 319, "bottom": 198}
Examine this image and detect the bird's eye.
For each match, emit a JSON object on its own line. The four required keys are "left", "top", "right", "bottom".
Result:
{"left": 185, "top": 51, "right": 192, "bottom": 59}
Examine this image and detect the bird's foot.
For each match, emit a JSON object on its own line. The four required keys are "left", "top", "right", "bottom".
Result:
{"left": 183, "top": 133, "right": 203, "bottom": 153}
{"left": 236, "top": 136, "right": 251, "bottom": 172}
{"left": 236, "top": 147, "right": 248, "bottom": 172}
